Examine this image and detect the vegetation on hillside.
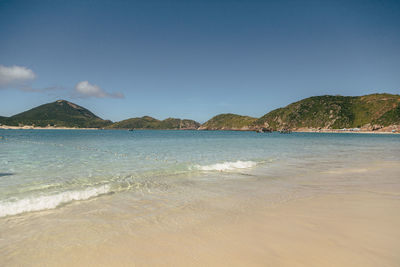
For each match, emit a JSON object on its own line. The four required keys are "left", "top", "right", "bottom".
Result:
{"left": 254, "top": 94, "right": 400, "bottom": 130}
{"left": 1, "top": 93, "right": 399, "bottom": 131}
{"left": 200, "top": 113, "right": 257, "bottom": 130}
{"left": 374, "top": 103, "right": 400, "bottom": 126}
{"left": 0, "top": 100, "right": 112, "bottom": 128}
{"left": 0, "top": 116, "right": 7, "bottom": 125}
{"left": 108, "top": 116, "right": 200, "bottom": 129}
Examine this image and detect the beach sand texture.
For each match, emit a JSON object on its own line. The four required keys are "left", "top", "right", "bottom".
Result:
{"left": 1, "top": 161, "right": 399, "bottom": 267}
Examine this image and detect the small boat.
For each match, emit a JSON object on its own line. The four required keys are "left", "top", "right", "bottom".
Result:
{"left": 128, "top": 129, "right": 134, "bottom": 131}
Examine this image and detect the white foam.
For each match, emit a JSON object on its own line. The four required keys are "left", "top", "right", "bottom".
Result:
{"left": 194, "top": 160, "right": 257, "bottom": 171}
{"left": 0, "top": 185, "right": 110, "bottom": 218}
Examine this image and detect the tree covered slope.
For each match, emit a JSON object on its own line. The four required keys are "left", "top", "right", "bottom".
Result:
{"left": 254, "top": 94, "right": 400, "bottom": 130}
{"left": 1, "top": 100, "right": 112, "bottom": 128}
{"left": 108, "top": 116, "right": 200, "bottom": 129}
{"left": 199, "top": 113, "right": 257, "bottom": 130}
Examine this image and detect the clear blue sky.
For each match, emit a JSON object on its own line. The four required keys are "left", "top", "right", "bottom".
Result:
{"left": 0, "top": 0, "right": 399, "bottom": 122}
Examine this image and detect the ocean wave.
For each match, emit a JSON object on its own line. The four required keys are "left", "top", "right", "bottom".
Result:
{"left": 194, "top": 160, "right": 258, "bottom": 171}
{"left": 0, "top": 185, "right": 110, "bottom": 218}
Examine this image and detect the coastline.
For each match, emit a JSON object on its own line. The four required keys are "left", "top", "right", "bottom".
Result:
{"left": 293, "top": 129, "right": 399, "bottom": 134}
{"left": 1, "top": 161, "right": 399, "bottom": 266}
{"left": 1, "top": 124, "right": 399, "bottom": 134}
{"left": 0, "top": 125, "right": 99, "bottom": 130}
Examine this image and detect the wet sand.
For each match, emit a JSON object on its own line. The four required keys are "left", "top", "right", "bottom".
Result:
{"left": 1, "top": 162, "right": 399, "bottom": 266}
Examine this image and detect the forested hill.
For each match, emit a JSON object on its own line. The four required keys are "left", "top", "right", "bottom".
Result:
{"left": 0, "top": 100, "right": 112, "bottom": 128}
{"left": 108, "top": 116, "right": 200, "bottom": 130}
{"left": 255, "top": 94, "right": 400, "bottom": 130}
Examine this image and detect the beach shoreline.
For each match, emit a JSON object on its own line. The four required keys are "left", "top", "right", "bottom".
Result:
{"left": 1, "top": 124, "right": 399, "bottom": 134}
{"left": 293, "top": 129, "right": 399, "bottom": 134}
{"left": 0, "top": 125, "right": 99, "bottom": 130}
{"left": 1, "top": 160, "right": 399, "bottom": 266}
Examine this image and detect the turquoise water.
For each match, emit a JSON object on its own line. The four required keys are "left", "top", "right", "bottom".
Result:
{"left": 0, "top": 129, "right": 399, "bottom": 217}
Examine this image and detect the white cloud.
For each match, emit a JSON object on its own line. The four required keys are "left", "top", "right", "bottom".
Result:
{"left": 74, "top": 81, "right": 124, "bottom": 98}
{"left": 0, "top": 65, "right": 124, "bottom": 99}
{"left": 0, "top": 65, "right": 36, "bottom": 88}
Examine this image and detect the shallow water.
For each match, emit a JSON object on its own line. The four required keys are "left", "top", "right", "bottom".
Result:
{"left": 0, "top": 129, "right": 399, "bottom": 217}
{"left": 1, "top": 130, "right": 400, "bottom": 266}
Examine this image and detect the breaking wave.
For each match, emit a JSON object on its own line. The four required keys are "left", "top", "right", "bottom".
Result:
{"left": 0, "top": 185, "right": 110, "bottom": 218}
{"left": 194, "top": 160, "right": 258, "bottom": 171}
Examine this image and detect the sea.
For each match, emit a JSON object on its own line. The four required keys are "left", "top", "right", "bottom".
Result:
{"left": 0, "top": 129, "right": 399, "bottom": 218}
{"left": 1, "top": 129, "right": 400, "bottom": 265}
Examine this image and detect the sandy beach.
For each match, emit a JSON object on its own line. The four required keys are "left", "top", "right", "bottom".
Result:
{"left": 1, "top": 124, "right": 399, "bottom": 134}
{"left": 294, "top": 128, "right": 399, "bottom": 134}
{"left": 0, "top": 125, "right": 99, "bottom": 130}
{"left": 1, "top": 160, "right": 399, "bottom": 267}
{"left": 2, "top": 0, "right": 400, "bottom": 266}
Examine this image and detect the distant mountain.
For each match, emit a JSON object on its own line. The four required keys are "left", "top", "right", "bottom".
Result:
{"left": 255, "top": 94, "right": 400, "bottom": 130}
{"left": 197, "top": 94, "right": 400, "bottom": 131}
{"left": 199, "top": 113, "right": 257, "bottom": 130}
{"left": 1, "top": 93, "right": 399, "bottom": 131}
{"left": 0, "top": 116, "right": 7, "bottom": 125}
{"left": 108, "top": 116, "right": 200, "bottom": 130}
{"left": 0, "top": 100, "right": 112, "bottom": 128}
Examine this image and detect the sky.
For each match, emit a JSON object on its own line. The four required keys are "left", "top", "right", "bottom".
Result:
{"left": 0, "top": 0, "right": 399, "bottom": 122}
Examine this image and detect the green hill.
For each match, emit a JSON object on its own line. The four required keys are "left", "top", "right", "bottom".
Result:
{"left": 255, "top": 94, "right": 400, "bottom": 130}
{"left": 1, "top": 93, "right": 399, "bottom": 131}
{"left": 0, "top": 116, "right": 7, "bottom": 125}
{"left": 1, "top": 100, "right": 112, "bottom": 128}
{"left": 109, "top": 116, "right": 200, "bottom": 130}
{"left": 199, "top": 113, "right": 257, "bottom": 130}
